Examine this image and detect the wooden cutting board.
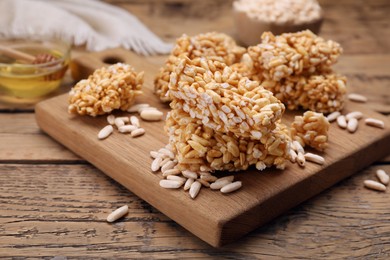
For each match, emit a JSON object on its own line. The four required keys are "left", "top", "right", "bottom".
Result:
{"left": 35, "top": 50, "right": 390, "bottom": 247}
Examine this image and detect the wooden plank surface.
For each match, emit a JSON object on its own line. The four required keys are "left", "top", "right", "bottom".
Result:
{"left": 1, "top": 164, "right": 389, "bottom": 258}
{"left": 1, "top": 0, "right": 390, "bottom": 257}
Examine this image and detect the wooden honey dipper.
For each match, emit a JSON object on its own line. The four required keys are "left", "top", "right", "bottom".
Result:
{"left": 0, "top": 45, "right": 58, "bottom": 64}
{"left": 0, "top": 45, "right": 66, "bottom": 81}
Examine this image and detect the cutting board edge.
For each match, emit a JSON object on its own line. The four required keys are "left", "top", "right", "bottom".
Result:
{"left": 217, "top": 132, "right": 390, "bottom": 246}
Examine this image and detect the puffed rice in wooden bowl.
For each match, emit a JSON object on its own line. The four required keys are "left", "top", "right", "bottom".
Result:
{"left": 233, "top": 0, "right": 323, "bottom": 46}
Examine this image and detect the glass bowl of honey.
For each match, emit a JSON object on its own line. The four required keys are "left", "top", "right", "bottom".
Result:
{"left": 0, "top": 38, "right": 71, "bottom": 104}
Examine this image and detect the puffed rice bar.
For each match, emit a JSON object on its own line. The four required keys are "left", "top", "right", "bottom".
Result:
{"left": 68, "top": 63, "right": 144, "bottom": 117}
{"left": 290, "top": 111, "right": 330, "bottom": 151}
{"left": 165, "top": 112, "right": 291, "bottom": 172}
{"left": 154, "top": 32, "right": 246, "bottom": 102}
{"left": 167, "top": 55, "right": 285, "bottom": 139}
{"left": 247, "top": 30, "right": 343, "bottom": 81}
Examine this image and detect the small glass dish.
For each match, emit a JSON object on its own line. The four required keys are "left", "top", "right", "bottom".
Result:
{"left": 0, "top": 38, "right": 71, "bottom": 104}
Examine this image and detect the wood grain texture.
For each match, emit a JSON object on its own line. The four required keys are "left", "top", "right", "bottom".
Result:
{"left": 1, "top": 164, "right": 389, "bottom": 258}
{"left": 0, "top": 0, "right": 390, "bottom": 257}
{"left": 35, "top": 88, "right": 390, "bottom": 246}
{"left": 0, "top": 113, "right": 81, "bottom": 163}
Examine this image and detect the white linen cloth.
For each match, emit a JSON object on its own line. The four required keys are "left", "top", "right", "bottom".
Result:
{"left": 0, "top": 0, "right": 173, "bottom": 55}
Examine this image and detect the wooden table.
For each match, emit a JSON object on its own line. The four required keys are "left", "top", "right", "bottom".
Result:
{"left": 1, "top": 0, "right": 389, "bottom": 258}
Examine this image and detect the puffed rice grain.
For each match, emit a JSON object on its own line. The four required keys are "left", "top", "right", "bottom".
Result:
{"left": 160, "top": 179, "right": 183, "bottom": 189}
{"left": 337, "top": 115, "right": 347, "bottom": 129}
{"left": 348, "top": 93, "right": 367, "bottom": 103}
{"left": 376, "top": 169, "right": 389, "bottom": 185}
{"left": 106, "top": 205, "right": 129, "bottom": 223}
{"left": 162, "top": 168, "right": 181, "bottom": 177}
{"left": 345, "top": 111, "right": 363, "bottom": 121}
{"left": 118, "top": 125, "right": 138, "bottom": 133}
{"left": 127, "top": 103, "right": 150, "bottom": 113}
{"left": 296, "top": 152, "right": 305, "bottom": 167}
{"left": 326, "top": 111, "right": 340, "bottom": 122}
{"left": 131, "top": 128, "right": 145, "bottom": 137}
{"left": 210, "top": 179, "right": 233, "bottom": 190}
{"left": 363, "top": 180, "right": 386, "bottom": 192}
{"left": 365, "top": 118, "right": 385, "bottom": 129}
{"left": 189, "top": 181, "right": 202, "bottom": 199}
{"left": 130, "top": 116, "right": 140, "bottom": 127}
{"left": 347, "top": 118, "right": 359, "bottom": 133}
{"left": 304, "top": 152, "right": 325, "bottom": 165}
{"left": 184, "top": 178, "right": 195, "bottom": 191}
{"left": 220, "top": 181, "right": 242, "bottom": 193}
{"left": 114, "top": 118, "right": 125, "bottom": 129}
{"left": 98, "top": 125, "right": 114, "bottom": 140}
{"left": 140, "top": 109, "right": 164, "bottom": 121}
{"left": 151, "top": 157, "right": 163, "bottom": 172}
{"left": 107, "top": 114, "right": 116, "bottom": 125}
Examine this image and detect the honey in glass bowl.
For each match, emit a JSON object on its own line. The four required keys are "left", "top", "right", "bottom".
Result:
{"left": 0, "top": 39, "right": 71, "bottom": 104}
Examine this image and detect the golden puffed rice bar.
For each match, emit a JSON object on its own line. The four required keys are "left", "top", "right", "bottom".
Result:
{"left": 290, "top": 111, "right": 330, "bottom": 151}
{"left": 247, "top": 30, "right": 343, "bottom": 81}
{"left": 154, "top": 32, "right": 246, "bottom": 102}
{"left": 167, "top": 55, "right": 285, "bottom": 139}
{"left": 68, "top": 63, "right": 144, "bottom": 117}
{"left": 261, "top": 73, "right": 347, "bottom": 113}
{"left": 165, "top": 110, "right": 291, "bottom": 172}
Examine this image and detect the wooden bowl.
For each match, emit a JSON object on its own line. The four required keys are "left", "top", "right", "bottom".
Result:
{"left": 233, "top": 8, "right": 323, "bottom": 46}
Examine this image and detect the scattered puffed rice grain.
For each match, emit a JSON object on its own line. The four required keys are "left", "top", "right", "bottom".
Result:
{"left": 347, "top": 118, "right": 359, "bottom": 133}
{"left": 182, "top": 170, "right": 198, "bottom": 179}
{"left": 201, "top": 175, "right": 218, "bottom": 182}
{"left": 293, "top": 140, "right": 305, "bottom": 154}
{"left": 131, "top": 128, "right": 145, "bottom": 137}
{"left": 150, "top": 150, "right": 159, "bottom": 159}
{"left": 107, "top": 114, "right": 115, "bottom": 125}
{"left": 106, "top": 205, "right": 128, "bottom": 223}
{"left": 215, "top": 175, "right": 235, "bottom": 183}
{"left": 118, "top": 125, "right": 138, "bottom": 133}
{"left": 365, "top": 118, "right": 385, "bottom": 129}
{"left": 184, "top": 178, "right": 195, "bottom": 191}
{"left": 140, "top": 109, "right": 164, "bottom": 121}
{"left": 210, "top": 179, "right": 232, "bottom": 190}
{"left": 127, "top": 103, "right": 150, "bottom": 113}
{"left": 162, "top": 168, "right": 181, "bottom": 177}
{"left": 304, "top": 153, "right": 325, "bottom": 165}
{"left": 159, "top": 179, "right": 182, "bottom": 189}
{"left": 289, "top": 149, "right": 298, "bottom": 163}
{"left": 116, "top": 116, "right": 130, "bottom": 123}
{"left": 130, "top": 116, "right": 140, "bottom": 127}
{"left": 363, "top": 180, "right": 386, "bottom": 192}
{"left": 337, "top": 115, "right": 347, "bottom": 129}
{"left": 114, "top": 118, "right": 125, "bottom": 129}
{"left": 151, "top": 157, "right": 163, "bottom": 172}
{"left": 138, "top": 106, "right": 159, "bottom": 113}
{"left": 98, "top": 125, "right": 114, "bottom": 140}
{"left": 345, "top": 111, "right": 363, "bottom": 121}
{"left": 297, "top": 152, "right": 305, "bottom": 167}
{"left": 221, "top": 181, "right": 242, "bottom": 194}
{"left": 326, "top": 111, "right": 341, "bottom": 122}
{"left": 158, "top": 148, "right": 175, "bottom": 159}
{"left": 159, "top": 157, "right": 171, "bottom": 167}
{"left": 198, "top": 179, "right": 210, "bottom": 187}
{"left": 348, "top": 93, "right": 368, "bottom": 103}
{"left": 376, "top": 169, "right": 389, "bottom": 185}
{"left": 189, "top": 181, "right": 202, "bottom": 199}
{"left": 161, "top": 160, "right": 176, "bottom": 172}
{"left": 167, "top": 175, "right": 187, "bottom": 183}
